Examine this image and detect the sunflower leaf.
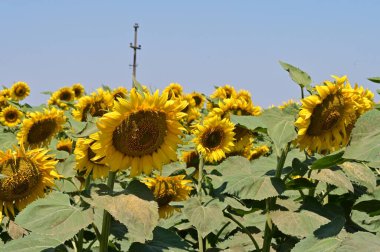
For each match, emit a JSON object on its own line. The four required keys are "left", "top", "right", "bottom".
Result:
{"left": 292, "top": 235, "right": 344, "bottom": 252}
{"left": 230, "top": 114, "right": 267, "bottom": 133}
{"left": 0, "top": 233, "right": 62, "bottom": 252}
{"left": 310, "top": 168, "right": 354, "bottom": 192}
{"left": 368, "top": 77, "right": 380, "bottom": 83}
{"left": 340, "top": 162, "right": 376, "bottom": 192}
{"left": 336, "top": 231, "right": 380, "bottom": 252}
{"left": 279, "top": 61, "right": 312, "bottom": 88}
{"left": 15, "top": 191, "right": 94, "bottom": 242}
{"left": 0, "top": 132, "right": 18, "bottom": 151}
{"left": 89, "top": 191, "right": 159, "bottom": 243}
{"left": 310, "top": 150, "right": 345, "bottom": 170}
{"left": 183, "top": 197, "right": 224, "bottom": 237}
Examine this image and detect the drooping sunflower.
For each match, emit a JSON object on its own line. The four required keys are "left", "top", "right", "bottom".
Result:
{"left": 56, "top": 138, "right": 73, "bottom": 153}
{"left": 72, "top": 88, "right": 114, "bottom": 121}
{"left": 228, "top": 126, "right": 254, "bottom": 157}
{"left": 0, "top": 105, "right": 23, "bottom": 127}
{"left": 210, "top": 85, "right": 237, "bottom": 100}
{"left": 162, "top": 83, "right": 183, "bottom": 100}
{"left": 112, "top": 86, "right": 128, "bottom": 100}
{"left": 10, "top": 81, "right": 30, "bottom": 101}
{"left": 248, "top": 145, "right": 270, "bottom": 160}
{"left": 74, "top": 135, "right": 109, "bottom": 179}
{"left": 190, "top": 92, "right": 205, "bottom": 109}
{"left": 182, "top": 150, "right": 200, "bottom": 179}
{"left": 236, "top": 90, "right": 252, "bottom": 103}
{"left": 91, "top": 89, "right": 187, "bottom": 176}
{"left": 295, "top": 76, "right": 358, "bottom": 153}
{"left": 208, "top": 97, "right": 262, "bottom": 119}
{"left": 143, "top": 175, "right": 192, "bottom": 219}
{"left": 72, "top": 83, "right": 85, "bottom": 99}
{"left": 193, "top": 116, "right": 235, "bottom": 163}
{"left": 0, "top": 147, "right": 61, "bottom": 222}
{"left": 17, "top": 107, "right": 66, "bottom": 148}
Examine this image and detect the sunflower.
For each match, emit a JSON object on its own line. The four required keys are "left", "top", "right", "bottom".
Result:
{"left": 163, "top": 83, "right": 183, "bottom": 100}
{"left": 278, "top": 99, "right": 298, "bottom": 110}
{"left": 91, "top": 89, "right": 187, "bottom": 176}
{"left": 112, "top": 87, "right": 128, "bottom": 100}
{"left": 10, "top": 81, "right": 30, "bottom": 101}
{"left": 74, "top": 135, "right": 109, "bottom": 179}
{"left": 72, "top": 83, "right": 85, "bottom": 99}
{"left": 248, "top": 145, "right": 270, "bottom": 160}
{"left": 180, "top": 94, "right": 201, "bottom": 125}
{"left": 182, "top": 150, "right": 200, "bottom": 179}
{"left": 48, "top": 87, "right": 76, "bottom": 110}
{"left": 0, "top": 89, "right": 11, "bottom": 99}
{"left": 72, "top": 89, "right": 114, "bottom": 121}
{"left": 0, "top": 105, "right": 23, "bottom": 127}
{"left": 190, "top": 92, "right": 205, "bottom": 109}
{"left": 295, "top": 76, "right": 358, "bottom": 153}
{"left": 193, "top": 116, "right": 235, "bottom": 163}
{"left": 0, "top": 95, "right": 8, "bottom": 109}
{"left": 56, "top": 138, "right": 73, "bottom": 153}
{"left": 236, "top": 90, "right": 252, "bottom": 103}
{"left": 208, "top": 97, "right": 262, "bottom": 119}
{"left": 0, "top": 147, "right": 61, "bottom": 222}
{"left": 143, "top": 175, "right": 192, "bottom": 219}
{"left": 228, "top": 126, "right": 254, "bottom": 157}
{"left": 210, "top": 85, "right": 237, "bottom": 100}
{"left": 17, "top": 108, "right": 66, "bottom": 148}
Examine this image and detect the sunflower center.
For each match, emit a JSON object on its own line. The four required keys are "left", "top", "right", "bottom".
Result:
{"left": 92, "top": 101, "right": 107, "bottom": 117}
{"left": 60, "top": 91, "right": 72, "bottom": 101}
{"left": 193, "top": 96, "right": 202, "bottom": 106}
{"left": 58, "top": 145, "right": 71, "bottom": 153}
{"left": 15, "top": 87, "right": 26, "bottom": 96}
{"left": 112, "top": 110, "right": 167, "bottom": 157}
{"left": 6, "top": 111, "right": 18, "bottom": 122}
{"left": 306, "top": 94, "right": 344, "bottom": 136}
{"left": 74, "top": 88, "right": 81, "bottom": 97}
{"left": 202, "top": 128, "right": 224, "bottom": 150}
{"left": 27, "top": 119, "right": 58, "bottom": 145}
{"left": 0, "top": 158, "right": 41, "bottom": 202}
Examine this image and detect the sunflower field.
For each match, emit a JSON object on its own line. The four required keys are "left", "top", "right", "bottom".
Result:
{"left": 0, "top": 62, "right": 380, "bottom": 252}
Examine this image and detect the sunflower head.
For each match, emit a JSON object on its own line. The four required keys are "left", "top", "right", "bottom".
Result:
{"left": 112, "top": 87, "right": 128, "bottom": 100}
{"left": 0, "top": 89, "right": 11, "bottom": 99}
{"left": 72, "top": 83, "right": 85, "bottom": 99}
{"left": 48, "top": 87, "right": 76, "bottom": 110}
{"left": 190, "top": 92, "right": 205, "bottom": 108}
{"left": 228, "top": 125, "right": 253, "bottom": 157}
{"left": 208, "top": 97, "right": 262, "bottom": 119}
{"left": 17, "top": 107, "right": 66, "bottom": 149}
{"left": 210, "top": 85, "right": 237, "bottom": 100}
{"left": 74, "top": 135, "right": 109, "bottom": 179}
{"left": 143, "top": 175, "right": 192, "bottom": 218}
{"left": 56, "top": 138, "right": 73, "bottom": 153}
{"left": 163, "top": 83, "right": 183, "bottom": 100}
{"left": 10, "top": 82, "right": 30, "bottom": 101}
{"left": 0, "top": 147, "right": 61, "bottom": 221}
{"left": 0, "top": 105, "right": 23, "bottom": 127}
{"left": 236, "top": 90, "right": 252, "bottom": 103}
{"left": 91, "top": 89, "right": 187, "bottom": 176}
{"left": 193, "top": 116, "right": 235, "bottom": 163}
{"left": 295, "top": 76, "right": 358, "bottom": 153}
{"left": 248, "top": 145, "right": 270, "bottom": 160}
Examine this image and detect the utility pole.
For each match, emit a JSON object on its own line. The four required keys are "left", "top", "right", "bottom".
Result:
{"left": 130, "top": 23, "right": 141, "bottom": 80}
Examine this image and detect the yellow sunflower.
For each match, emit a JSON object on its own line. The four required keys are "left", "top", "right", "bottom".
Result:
{"left": 228, "top": 126, "right": 254, "bottom": 157}
{"left": 56, "top": 138, "right": 73, "bottom": 153}
{"left": 0, "top": 147, "right": 61, "bottom": 222}
{"left": 182, "top": 150, "right": 200, "bottom": 179}
{"left": 236, "top": 90, "right": 252, "bottom": 103}
{"left": 48, "top": 87, "right": 76, "bottom": 110}
{"left": 17, "top": 108, "right": 66, "bottom": 148}
{"left": 248, "top": 145, "right": 270, "bottom": 160}
{"left": 0, "top": 95, "right": 8, "bottom": 109}
{"left": 91, "top": 89, "right": 187, "bottom": 176}
{"left": 190, "top": 92, "right": 205, "bottom": 109}
{"left": 278, "top": 99, "right": 299, "bottom": 110}
{"left": 0, "top": 89, "right": 11, "bottom": 99}
{"left": 193, "top": 116, "right": 235, "bottom": 163}
{"left": 72, "top": 89, "right": 114, "bottom": 121}
{"left": 112, "top": 86, "right": 128, "bottom": 100}
{"left": 210, "top": 85, "right": 237, "bottom": 100}
{"left": 163, "top": 83, "right": 183, "bottom": 100}
{"left": 72, "top": 83, "right": 85, "bottom": 99}
{"left": 74, "top": 135, "right": 109, "bottom": 179}
{"left": 143, "top": 175, "right": 192, "bottom": 219}
{"left": 0, "top": 105, "right": 23, "bottom": 127}
{"left": 10, "top": 81, "right": 30, "bottom": 101}
{"left": 295, "top": 76, "right": 357, "bottom": 153}
{"left": 208, "top": 97, "right": 262, "bottom": 119}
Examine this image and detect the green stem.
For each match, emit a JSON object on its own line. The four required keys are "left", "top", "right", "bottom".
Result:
{"left": 197, "top": 155, "right": 205, "bottom": 252}
{"left": 77, "top": 176, "right": 92, "bottom": 252}
{"left": 99, "top": 171, "right": 117, "bottom": 252}
{"left": 301, "top": 86, "right": 305, "bottom": 99}
{"left": 262, "top": 143, "right": 290, "bottom": 252}
{"left": 224, "top": 211, "right": 260, "bottom": 251}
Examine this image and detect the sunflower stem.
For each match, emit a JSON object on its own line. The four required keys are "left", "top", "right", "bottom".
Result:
{"left": 262, "top": 143, "right": 290, "bottom": 252}
{"left": 301, "top": 86, "right": 305, "bottom": 99}
{"left": 99, "top": 171, "right": 117, "bottom": 252}
{"left": 77, "top": 175, "right": 92, "bottom": 252}
{"left": 197, "top": 155, "right": 204, "bottom": 252}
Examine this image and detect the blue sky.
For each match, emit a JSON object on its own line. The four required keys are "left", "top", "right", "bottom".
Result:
{"left": 1, "top": 0, "right": 379, "bottom": 107}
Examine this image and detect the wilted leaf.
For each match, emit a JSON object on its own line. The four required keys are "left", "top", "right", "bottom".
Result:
{"left": 90, "top": 192, "right": 159, "bottom": 243}
{"left": 183, "top": 197, "right": 224, "bottom": 237}
{"left": 310, "top": 168, "right": 354, "bottom": 192}
{"left": 15, "top": 192, "right": 93, "bottom": 242}
{"left": 271, "top": 210, "right": 329, "bottom": 238}
{"left": 7, "top": 220, "right": 28, "bottom": 240}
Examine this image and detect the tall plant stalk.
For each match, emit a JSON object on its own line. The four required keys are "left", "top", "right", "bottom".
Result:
{"left": 197, "top": 156, "right": 204, "bottom": 252}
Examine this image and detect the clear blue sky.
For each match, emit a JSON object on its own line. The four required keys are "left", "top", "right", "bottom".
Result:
{"left": 1, "top": 0, "right": 379, "bottom": 107}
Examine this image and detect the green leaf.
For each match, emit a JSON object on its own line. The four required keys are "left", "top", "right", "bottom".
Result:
{"left": 313, "top": 216, "right": 345, "bottom": 239}
{"left": 343, "top": 109, "right": 380, "bottom": 163}
{"left": 183, "top": 197, "right": 224, "bottom": 237}
{"left": 214, "top": 156, "right": 252, "bottom": 177}
{"left": 351, "top": 210, "right": 380, "bottom": 233}
{"left": 260, "top": 107, "right": 297, "bottom": 157}
{"left": 0, "top": 132, "right": 18, "bottom": 151}
{"left": 336, "top": 232, "right": 380, "bottom": 252}
{"left": 15, "top": 192, "right": 93, "bottom": 241}
{"left": 0, "top": 233, "right": 62, "bottom": 252}
{"left": 224, "top": 176, "right": 285, "bottom": 200}
{"left": 132, "top": 76, "right": 146, "bottom": 96}
{"left": 310, "top": 168, "right": 354, "bottom": 192}
{"left": 129, "top": 227, "right": 189, "bottom": 252}
{"left": 340, "top": 162, "right": 376, "bottom": 192}
{"left": 292, "top": 236, "right": 344, "bottom": 252}
{"left": 48, "top": 149, "right": 69, "bottom": 160}
{"left": 124, "top": 180, "right": 155, "bottom": 201}
{"left": 270, "top": 210, "right": 329, "bottom": 238}
{"left": 311, "top": 150, "right": 344, "bottom": 170}
{"left": 230, "top": 114, "right": 266, "bottom": 132}
{"left": 218, "top": 231, "right": 260, "bottom": 251}
{"left": 279, "top": 61, "right": 312, "bottom": 88}
{"left": 71, "top": 120, "right": 98, "bottom": 138}
{"left": 55, "top": 154, "right": 77, "bottom": 178}
{"left": 89, "top": 191, "right": 159, "bottom": 243}
{"left": 368, "top": 77, "right": 380, "bottom": 83}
